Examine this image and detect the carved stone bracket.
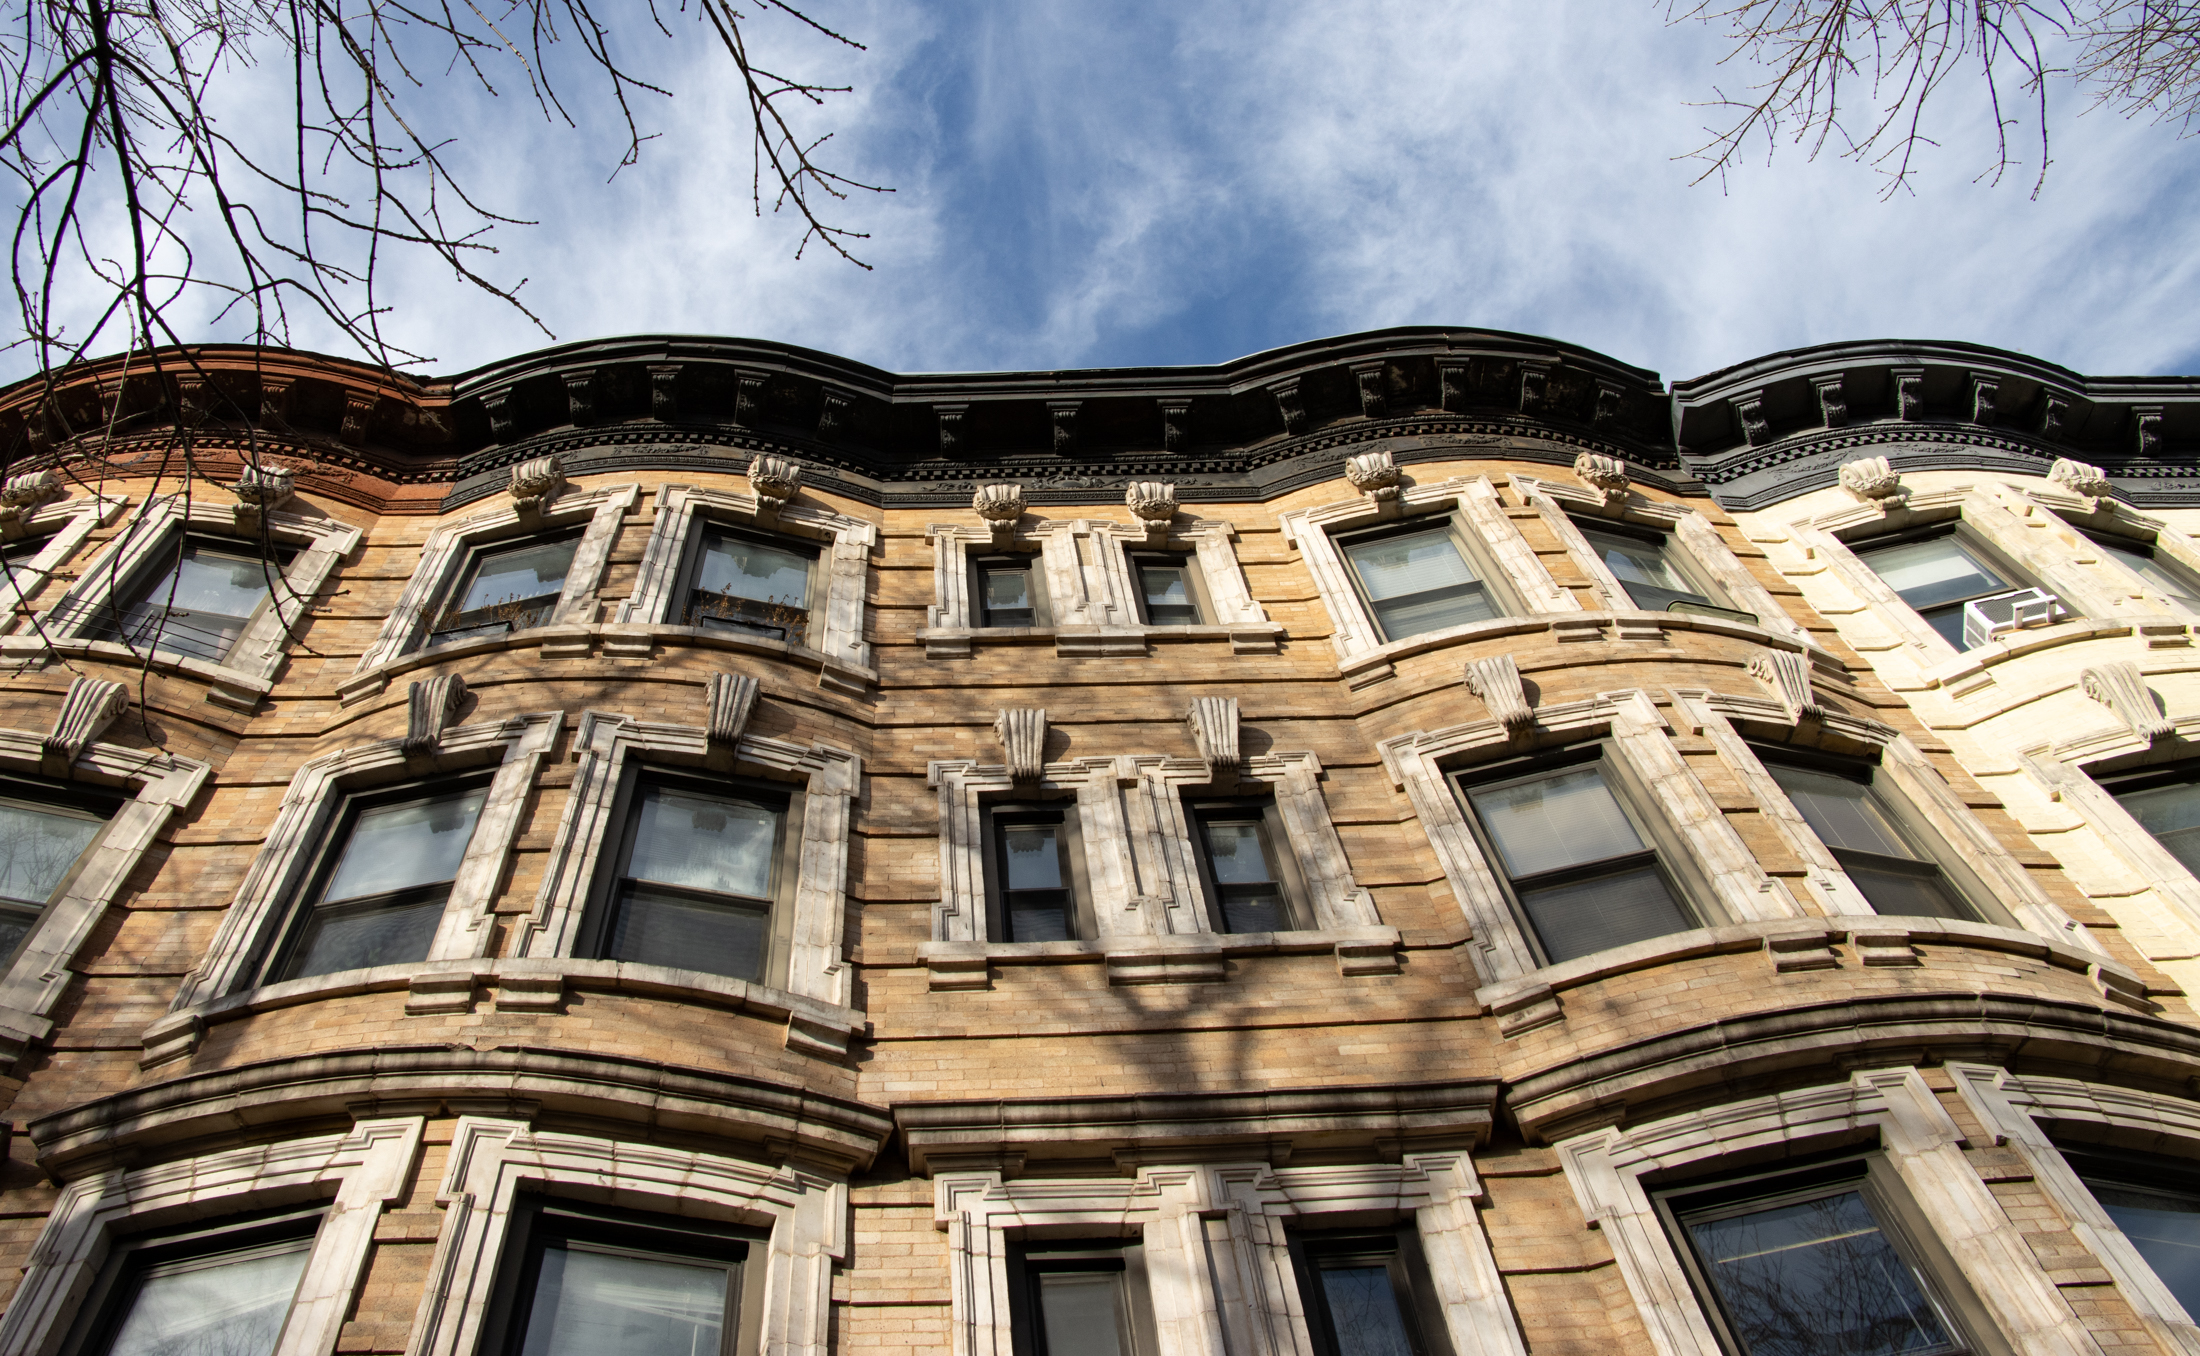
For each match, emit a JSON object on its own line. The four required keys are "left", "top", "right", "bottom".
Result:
{"left": 1838, "top": 455, "right": 1902, "bottom": 503}
{"left": 994, "top": 709, "right": 1047, "bottom": 785}
{"left": 648, "top": 365, "right": 682, "bottom": 420}
{"left": 748, "top": 455, "right": 802, "bottom": 518}
{"left": 732, "top": 372, "right": 765, "bottom": 426}
{"left": 1048, "top": 401, "right": 1080, "bottom": 454}
{"left": 1344, "top": 449, "right": 1403, "bottom": 506}
{"left": 973, "top": 483, "right": 1026, "bottom": 547}
{"left": 2081, "top": 660, "right": 2172, "bottom": 743}
{"left": 1813, "top": 375, "right": 1849, "bottom": 428}
{"left": 1519, "top": 360, "right": 1552, "bottom": 414}
{"left": 562, "top": 371, "right": 596, "bottom": 425}
{"left": 1126, "top": 482, "right": 1177, "bottom": 540}
{"left": 1437, "top": 361, "right": 1467, "bottom": 413}
{"left": 0, "top": 470, "right": 65, "bottom": 540}
{"left": 1185, "top": 696, "right": 1240, "bottom": 775}
{"left": 2036, "top": 390, "right": 2073, "bottom": 440}
{"left": 403, "top": 674, "right": 467, "bottom": 755}
{"left": 481, "top": 390, "right": 515, "bottom": 442}
{"left": 706, "top": 672, "right": 761, "bottom": 747}
{"left": 1731, "top": 391, "right": 1771, "bottom": 447}
{"left": 1748, "top": 651, "right": 1822, "bottom": 723}
{"left": 1351, "top": 362, "right": 1388, "bottom": 418}
{"left": 339, "top": 391, "right": 375, "bottom": 446}
{"left": 258, "top": 377, "right": 294, "bottom": 429}
{"left": 1970, "top": 375, "right": 2000, "bottom": 426}
{"left": 230, "top": 464, "right": 296, "bottom": 534}
{"left": 43, "top": 675, "right": 128, "bottom": 766}
{"left": 1158, "top": 400, "right": 1191, "bottom": 452}
{"left": 1893, "top": 368, "right": 1925, "bottom": 422}
{"left": 1572, "top": 452, "right": 1630, "bottom": 505}
{"left": 818, "top": 392, "right": 852, "bottom": 441}
{"left": 1463, "top": 655, "right": 1532, "bottom": 732}
{"left": 1270, "top": 379, "right": 1307, "bottom": 435}
{"left": 508, "top": 454, "right": 566, "bottom": 524}
{"left": 2134, "top": 406, "right": 2165, "bottom": 460}
{"left": 1593, "top": 380, "right": 1624, "bottom": 427}
{"left": 2048, "top": 458, "right": 2110, "bottom": 500}
{"left": 936, "top": 404, "right": 968, "bottom": 455}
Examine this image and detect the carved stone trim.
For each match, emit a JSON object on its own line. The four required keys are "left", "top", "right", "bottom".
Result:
{"left": 42, "top": 676, "right": 129, "bottom": 765}
{"left": 1573, "top": 451, "right": 1630, "bottom": 503}
{"left": 972, "top": 482, "right": 1026, "bottom": 547}
{"left": 2135, "top": 405, "right": 2166, "bottom": 459}
{"left": 1812, "top": 375, "right": 1849, "bottom": 428}
{"left": 995, "top": 708, "right": 1047, "bottom": 784}
{"left": 402, "top": 675, "right": 467, "bottom": 755}
{"left": 2037, "top": 390, "right": 2074, "bottom": 440}
{"left": 1270, "top": 379, "right": 1307, "bottom": 434}
{"left": 706, "top": 672, "right": 761, "bottom": 747}
{"left": 508, "top": 453, "right": 566, "bottom": 522}
{"left": 229, "top": 463, "right": 296, "bottom": 534}
{"left": 1186, "top": 697, "right": 1240, "bottom": 774}
{"left": 1351, "top": 361, "right": 1388, "bottom": 418}
{"left": 1048, "top": 401, "right": 1080, "bottom": 453}
{"left": 2050, "top": 457, "right": 2112, "bottom": 500}
{"left": 647, "top": 364, "right": 681, "bottom": 420}
{"left": 1344, "top": 448, "right": 1403, "bottom": 503}
{"left": 2081, "top": 661, "right": 2171, "bottom": 742}
{"left": 1893, "top": 366, "right": 1925, "bottom": 421}
{"left": 817, "top": 391, "right": 851, "bottom": 441}
{"left": 747, "top": 454, "right": 803, "bottom": 515}
{"left": 1159, "top": 399, "right": 1191, "bottom": 451}
{"left": 1970, "top": 375, "right": 2001, "bottom": 426}
{"left": 0, "top": 471, "right": 64, "bottom": 540}
{"left": 1519, "top": 359, "right": 1552, "bottom": 414}
{"left": 1838, "top": 454, "right": 1903, "bottom": 502}
{"left": 1746, "top": 650, "right": 1821, "bottom": 723}
{"left": 1463, "top": 655, "right": 1532, "bottom": 730}
{"left": 1126, "top": 481, "right": 1177, "bottom": 538}
{"left": 1731, "top": 391, "right": 1771, "bottom": 447}
{"left": 936, "top": 403, "right": 968, "bottom": 454}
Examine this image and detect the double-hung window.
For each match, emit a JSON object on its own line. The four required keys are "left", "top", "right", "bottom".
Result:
{"left": 1574, "top": 520, "right": 1717, "bottom": 613}
{"left": 976, "top": 554, "right": 1045, "bottom": 628}
{"left": 1851, "top": 529, "right": 2023, "bottom": 651}
{"left": 1187, "top": 800, "right": 1306, "bottom": 933}
{"left": 431, "top": 532, "right": 580, "bottom": 645}
{"left": 1007, "top": 1241, "right": 1158, "bottom": 1356}
{"left": 485, "top": 1197, "right": 763, "bottom": 1356}
{"left": 987, "top": 803, "right": 1091, "bottom": 943}
{"left": 1658, "top": 1156, "right": 1976, "bottom": 1356}
{"left": 1288, "top": 1229, "right": 1453, "bottom": 1356}
{"left": 97, "top": 535, "right": 293, "bottom": 664}
{"left": 0, "top": 778, "right": 117, "bottom": 962}
{"left": 1129, "top": 552, "right": 1206, "bottom": 626}
{"left": 1755, "top": 750, "right": 1977, "bottom": 921}
{"left": 2098, "top": 762, "right": 2200, "bottom": 877}
{"left": 588, "top": 779, "right": 794, "bottom": 984}
{"left": 61, "top": 1210, "right": 323, "bottom": 1356}
{"left": 2061, "top": 1146, "right": 2200, "bottom": 1321}
{"left": 263, "top": 783, "right": 489, "bottom": 983}
{"left": 2084, "top": 530, "right": 2200, "bottom": 614}
{"left": 1336, "top": 519, "right": 1504, "bottom": 643}
{"left": 1452, "top": 750, "right": 1695, "bottom": 965}
{"left": 682, "top": 524, "right": 817, "bottom": 645}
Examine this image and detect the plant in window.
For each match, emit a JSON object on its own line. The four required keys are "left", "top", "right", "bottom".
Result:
{"left": 265, "top": 785, "right": 488, "bottom": 983}
{"left": 681, "top": 527, "right": 816, "bottom": 645}
{"left": 429, "top": 535, "right": 580, "bottom": 645}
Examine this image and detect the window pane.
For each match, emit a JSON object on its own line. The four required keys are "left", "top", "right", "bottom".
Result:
{"left": 459, "top": 539, "right": 577, "bottom": 612}
{"left": 2114, "top": 781, "right": 2200, "bottom": 877}
{"left": 1585, "top": 530, "right": 1710, "bottom": 611}
{"left": 1217, "top": 887, "right": 1286, "bottom": 934}
{"left": 1006, "top": 893, "right": 1075, "bottom": 943}
{"left": 696, "top": 532, "right": 811, "bottom": 607}
{"left": 1766, "top": 767, "right": 1913, "bottom": 860}
{"left": 2096, "top": 538, "right": 2200, "bottom": 612}
{"left": 627, "top": 788, "right": 778, "bottom": 900}
{"left": 1139, "top": 565, "right": 1200, "bottom": 625}
{"left": 1315, "top": 1265, "right": 1415, "bottom": 1356}
{"left": 287, "top": 894, "right": 446, "bottom": 978}
{"left": 1521, "top": 862, "right": 1691, "bottom": 963}
{"left": 982, "top": 568, "right": 1033, "bottom": 625}
{"left": 106, "top": 1242, "right": 311, "bottom": 1356}
{"left": 1685, "top": 1190, "right": 1954, "bottom": 1356}
{"left": 1202, "top": 822, "right": 1275, "bottom": 885}
{"left": 1002, "top": 826, "right": 1064, "bottom": 891}
{"left": 1859, "top": 537, "right": 2006, "bottom": 612}
{"left": 1469, "top": 766, "right": 1643, "bottom": 877}
{"left": 610, "top": 884, "right": 768, "bottom": 980}
{"left": 520, "top": 1244, "right": 726, "bottom": 1356}
{"left": 2084, "top": 1179, "right": 2200, "bottom": 1320}
{"left": 116, "top": 541, "right": 275, "bottom": 662}
{"left": 1035, "top": 1273, "right": 1125, "bottom": 1356}
{"left": 1841, "top": 863, "right": 1971, "bottom": 921}
{"left": 1345, "top": 529, "right": 1498, "bottom": 639}
{"left": 323, "top": 790, "right": 488, "bottom": 902}
{"left": 0, "top": 800, "right": 101, "bottom": 908}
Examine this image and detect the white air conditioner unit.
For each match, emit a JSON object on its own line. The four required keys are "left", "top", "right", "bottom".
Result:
{"left": 1962, "top": 587, "right": 2065, "bottom": 649}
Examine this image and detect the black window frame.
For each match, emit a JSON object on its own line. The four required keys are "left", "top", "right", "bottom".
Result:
{"left": 984, "top": 800, "right": 1096, "bottom": 943}
{"left": 1849, "top": 523, "right": 2032, "bottom": 652}
{"left": 578, "top": 767, "right": 803, "bottom": 987}
{"left": 1749, "top": 743, "right": 1987, "bottom": 924}
{"left": 58, "top": 1205, "right": 327, "bottom": 1356}
{"left": 2057, "top": 1141, "right": 2200, "bottom": 1323}
{"left": 973, "top": 550, "right": 1050, "bottom": 629}
{"left": 428, "top": 527, "right": 585, "bottom": 647}
{"left": 1569, "top": 515, "right": 1725, "bottom": 615}
{"left": 480, "top": 1194, "right": 769, "bottom": 1356}
{"left": 1287, "top": 1224, "right": 1456, "bottom": 1356}
{"left": 1331, "top": 513, "right": 1516, "bottom": 645}
{"left": 2093, "top": 757, "right": 2200, "bottom": 879}
{"left": 1125, "top": 549, "right": 1211, "bottom": 627}
{"left": 1185, "top": 796, "right": 1311, "bottom": 934}
{"left": 1005, "top": 1238, "right": 1159, "bottom": 1356}
{"left": 93, "top": 532, "right": 300, "bottom": 666}
{"left": 675, "top": 519, "right": 822, "bottom": 647}
{"left": 0, "top": 771, "right": 124, "bottom": 968}
{"left": 256, "top": 772, "right": 497, "bottom": 987}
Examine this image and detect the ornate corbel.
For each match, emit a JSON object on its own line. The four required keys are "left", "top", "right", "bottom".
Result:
{"left": 1126, "top": 482, "right": 1177, "bottom": 541}
{"left": 2036, "top": 389, "right": 2073, "bottom": 441}
{"left": 1593, "top": 380, "right": 1624, "bottom": 427}
{"left": 480, "top": 389, "right": 515, "bottom": 442}
{"left": 973, "top": 483, "right": 1026, "bottom": 547}
{"left": 562, "top": 370, "right": 596, "bottom": 425}
{"left": 1838, "top": 455, "right": 1902, "bottom": 504}
{"left": 1812, "top": 375, "right": 1849, "bottom": 428}
{"left": 818, "top": 391, "right": 852, "bottom": 441}
{"left": 935, "top": 404, "right": 968, "bottom": 455}
{"left": 1893, "top": 368, "right": 1925, "bottom": 422}
{"left": 2082, "top": 661, "right": 2172, "bottom": 743}
{"left": 1344, "top": 449, "right": 1403, "bottom": 510}
{"left": 1270, "top": 379, "right": 1307, "bottom": 435}
{"left": 1573, "top": 452, "right": 1629, "bottom": 505}
{"left": 43, "top": 675, "right": 128, "bottom": 767}
{"left": 1351, "top": 362, "right": 1388, "bottom": 418}
{"left": 1748, "top": 651, "right": 1822, "bottom": 723}
{"left": 1464, "top": 655, "right": 1532, "bottom": 732}
{"left": 1518, "top": 360, "right": 1552, "bottom": 415}
{"left": 2133, "top": 406, "right": 2165, "bottom": 460}
{"left": 732, "top": 371, "right": 765, "bottom": 426}
{"left": 339, "top": 390, "right": 375, "bottom": 446}
{"left": 1048, "top": 401, "right": 1080, "bottom": 454}
{"left": 748, "top": 455, "right": 802, "bottom": 521}
{"left": 0, "top": 470, "right": 65, "bottom": 541}
{"left": 2047, "top": 458, "right": 2110, "bottom": 501}
{"left": 995, "top": 708, "right": 1047, "bottom": 785}
{"left": 1185, "top": 697, "right": 1240, "bottom": 776}
{"left": 1730, "top": 391, "right": 1771, "bottom": 446}
{"left": 648, "top": 364, "right": 682, "bottom": 420}
{"left": 706, "top": 672, "right": 761, "bottom": 747}
{"left": 258, "top": 376, "right": 295, "bottom": 429}
{"left": 1159, "top": 399, "right": 1191, "bottom": 452}
{"left": 403, "top": 674, "right": 467, "bottom": 755}
{"left": 1970, "top": 375, "right": 2000, "bottom": 426}
{"left": 508, "top": 454, "right": 566, "bottom": 525}
{"left": 230, "top": 464, "right": 295, "bottom": 534}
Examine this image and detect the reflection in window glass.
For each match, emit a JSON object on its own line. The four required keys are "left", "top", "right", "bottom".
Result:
{"left": 1578, "top": 526, "right": 1710, "bottom": 612}
{"left": 519, "top": 1245, "right": 727, "bottom": 1356}
{"left": 1314, "top": 1266, "right": 1415, "bottom": 1356}
{"left": 102, "top": 1239, "right": 312, "bottom": 1356}
{"left": 1199, "top": 819, "right": 1288, "bottom": 934}
{"left": 2072, "top": 1168, "right": 2200, "bottom": 1320}
{"left": 999, "top": 820, "right": 1074, "bottom": 942}
{"left": 105, "top": 538, "right": 276, "bottom": 663}
{"left": 1855, "top": 535, "right": 2011, "bottom": 651}
{"left": 686, "top": 528, "right": 813, "bottom": 643}
{"left": 606, "top": 785, "right": 782, "bottom": 982}
{"left": 2111, "top": 776, "right": 2200, "bottom": 877}
{"left": 981, "top": 565, "right": 1035, "bottom": 627}
{"left": 1342, "top": 528, "right": 1498, "bottom": 641}
{"left": 433, "top": 537, "right": 579, "bottom": 643}
{"left": 1018, "top": 1246, "right": 1145, "bottom": 1356}
{"left": 2094, "top": 536, "right": 2200, "bottom": 613}
{"left": 1136, "top": 562, "right": 1200, "bottom": 625}
{"left": 0, "top": 798, "right": 104, "bottom": 959}
{"left": 1037, "top": 1273, "right": 1126, "bottom": 1356}
{"left": 283, "top": 789, "right": 487, "bottom": 981}
{"left": 1765, "top": 764, "right": 1970, "bottom": 920}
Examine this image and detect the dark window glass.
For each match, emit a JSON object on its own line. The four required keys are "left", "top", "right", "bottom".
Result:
{"left": 275, "top": 787, "right": 487, "bottom": 982}
{"left": 67, "top": 1211, "right": 324, "bottom": 1356}
{"left": 2065, "top": 1151, "right": 2200, "bottom": 1320}
{"left": 1134, "top": 559, "right": 1202, "bottom": 625}
{"left": 1854, "top": 533, "right": 2013, "bottom": 651}
{"left": 1763, "top": 762, "right": 1973, "bottom": 920}
{"left": 1293, "top": 1233, "right": 1443, "bottom": 1356}
{"left": 981, "top": 563, "right": 1036, "bottom": 627}
{"left": 99, "top": 536, "right": 285, "bottom": 663}
{"left": 683, "top": 527, "right": 814, "bottom": 644}
{"left": 2089, "top": 534, "right": 2200, "bottom": 613}
{"left": 1010, "top": 1243, "right": 1152, "bottom": 1356}
{"left": 0, "top": 787, "right": 112, "bottom": 960}
{"left": 497, "top": 1200, "right": 754, "bottom": 1356}
{"left": 1341, "top": 526, "right": 1499, "bottom": 641}
{"left": 994, "top": 811, "right": 1076, "bottom": 942}
{"left": 1195, "top": 812, "right": 1290, "bottom": 933}
{"left": 1577, "top": 524, "right": 1711, "bottom": 612}
{"left": 431, "top": 535, "right": 579, "bottom": 644}
{"left": 1459, "top": 760, "right": 1693, "bottom": 963}
{"left": 2102, "top": 764, "right": 2200, "bottom": 877}
{"left": 602, "top": 784, "right": 784, "bottom": 982}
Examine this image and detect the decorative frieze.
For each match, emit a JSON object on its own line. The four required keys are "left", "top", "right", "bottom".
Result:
{"left": 1464, "top": 655, "right": 1532, "bottom": 731}
{"left": 2081, "top": 660, "right": 2171, "bottom": 742}
{"left": 1186, "top": 696, "right": 1240, "bottom": 774}
{"left": 1572, "top": 451, "right": 1629, "bottom": 504}
{"left": 43, "top": 676, "right": 129, "bottom": 765}
{"left": 994, "top": 708, "right": 1047, "bottom": 784}
{"left": 1838, "top": 454, "right": 1902, "bottom": 502}
{"left": 403, "top": 674, "right": 467, "bottom": 754}
{"left": 706, "top": 672, "right": 761, "bottom": 747}
{"left": 2048, "top": 457, "right": 2110, "bottom": 500}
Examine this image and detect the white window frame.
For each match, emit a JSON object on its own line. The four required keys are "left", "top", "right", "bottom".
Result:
{"left": 513, "top": 707, "right": 860, "bottom": 1012}
{"left": 0, "top": 1117, "right": 423, "bottom": 1356}
{"left": 27, "top": 494, "right": 361, "bottom": 710}
{"left": 617, "top": 484, "right": 877, "bottom": 694}
{"left": 0, "top": 491, "right": 129, "bottom": 632}
{"left": 0, "top": 687, "right": 209, "bottom": 1065}
{"left": 1558, "top": 1066, "right": 2099, "bottom": 1356}
{"left": 409, "top": 1116, "right": 848, "bottom": 1356}
{"left": 934, "top": 1158, "right": 1524, "bottom": 1356}
{"left": 1281, "top": 474, "right": 1569, "bottom": 688}
{"left": 923, "top": 514, "right": 1279, "bottom": 658}
{"left": 341, "top": 480, "right": 639, "bottom": 701}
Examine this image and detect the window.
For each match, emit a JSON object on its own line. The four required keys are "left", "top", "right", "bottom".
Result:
{"left": 1659, "top": 1157, "right": 1973, "bottom": 1356}
{"left": 681, "top": 524, "right": 817, "bottom": 644}
{"left": 987, "top": 803, "right": 1092, "bottom": 943}
{"left": 430, "top": 532, "right": 581, "bottom": 645}
{"left": 1007, "top": 1241, "right": 1158, "bottom": 1356}
{"left": 1187, "top": 800, "right": 1307, "bottom": 933}
{"left": 1756, "top": 750, "right": 1977, "bottom": 921}
{"left": 1851, "top": 529, "right": 2020, "bottom": 651}
{"left": 2099, "top": 762, "right": 2200, "bottom": 877}
{"left": 0, "top": 778, "right": 118, "bottom": 962}
{"left": 2085, "top": 531, "right": 2200, "bottom": 613}
{"left": 485, "top": 1197, "right": 763, "bottom": 1356}
{"left": 1336, "top": 520, "right": 1504, "bottom": 643}
{"left": 263, "top": 782, "right": 489, "bottom": 983}
{"left": 1575, "top": 520, "right": 1715, "bottom": 612}
{"left": 976, "top": 554, "right": 1045, "bottom": 628}
{"left": 1128, "top": 552, "right": 1205, "bottom": 626}
{"left": 1289, "top": 1229, "right": 1453, "bottom": 1356}
{"left": 586, "top": 779, "right": 794, "bottom": 984}
{"left": 1451, "top": 750, "right": 1695, "bottom": 965}
{"left": 62, "top": 1210, "right": 322, "bottom": 1356}
{"left": 2061, "top": 1147, "right": 2200, "bottom": 1321}
{"left": 96, "top": 535, "right": 293, "bottom": 664}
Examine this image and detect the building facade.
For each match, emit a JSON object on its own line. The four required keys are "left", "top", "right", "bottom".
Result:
{"left": 0, "top": 329, "right": 2193, "bottom": 1356}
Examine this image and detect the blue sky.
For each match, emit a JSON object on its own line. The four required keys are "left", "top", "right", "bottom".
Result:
{"left": 45, "top": 1, "right": 2200, "bottom": 386}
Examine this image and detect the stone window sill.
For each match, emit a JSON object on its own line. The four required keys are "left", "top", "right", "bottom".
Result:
{"left": 0, "top": 635, "right": 272, "bottom": 710}
{"left": 916, "top": 925, "right": 1402, "bottom": 991}
{"left": 1337, "top": 610, "right": 1839, "bottom": 689}
{"left": 918, "top": 621, "right": 1286, "bottom": 659}
{"left": 1921, "top": 617, "right": 2195, "bottom": 698}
